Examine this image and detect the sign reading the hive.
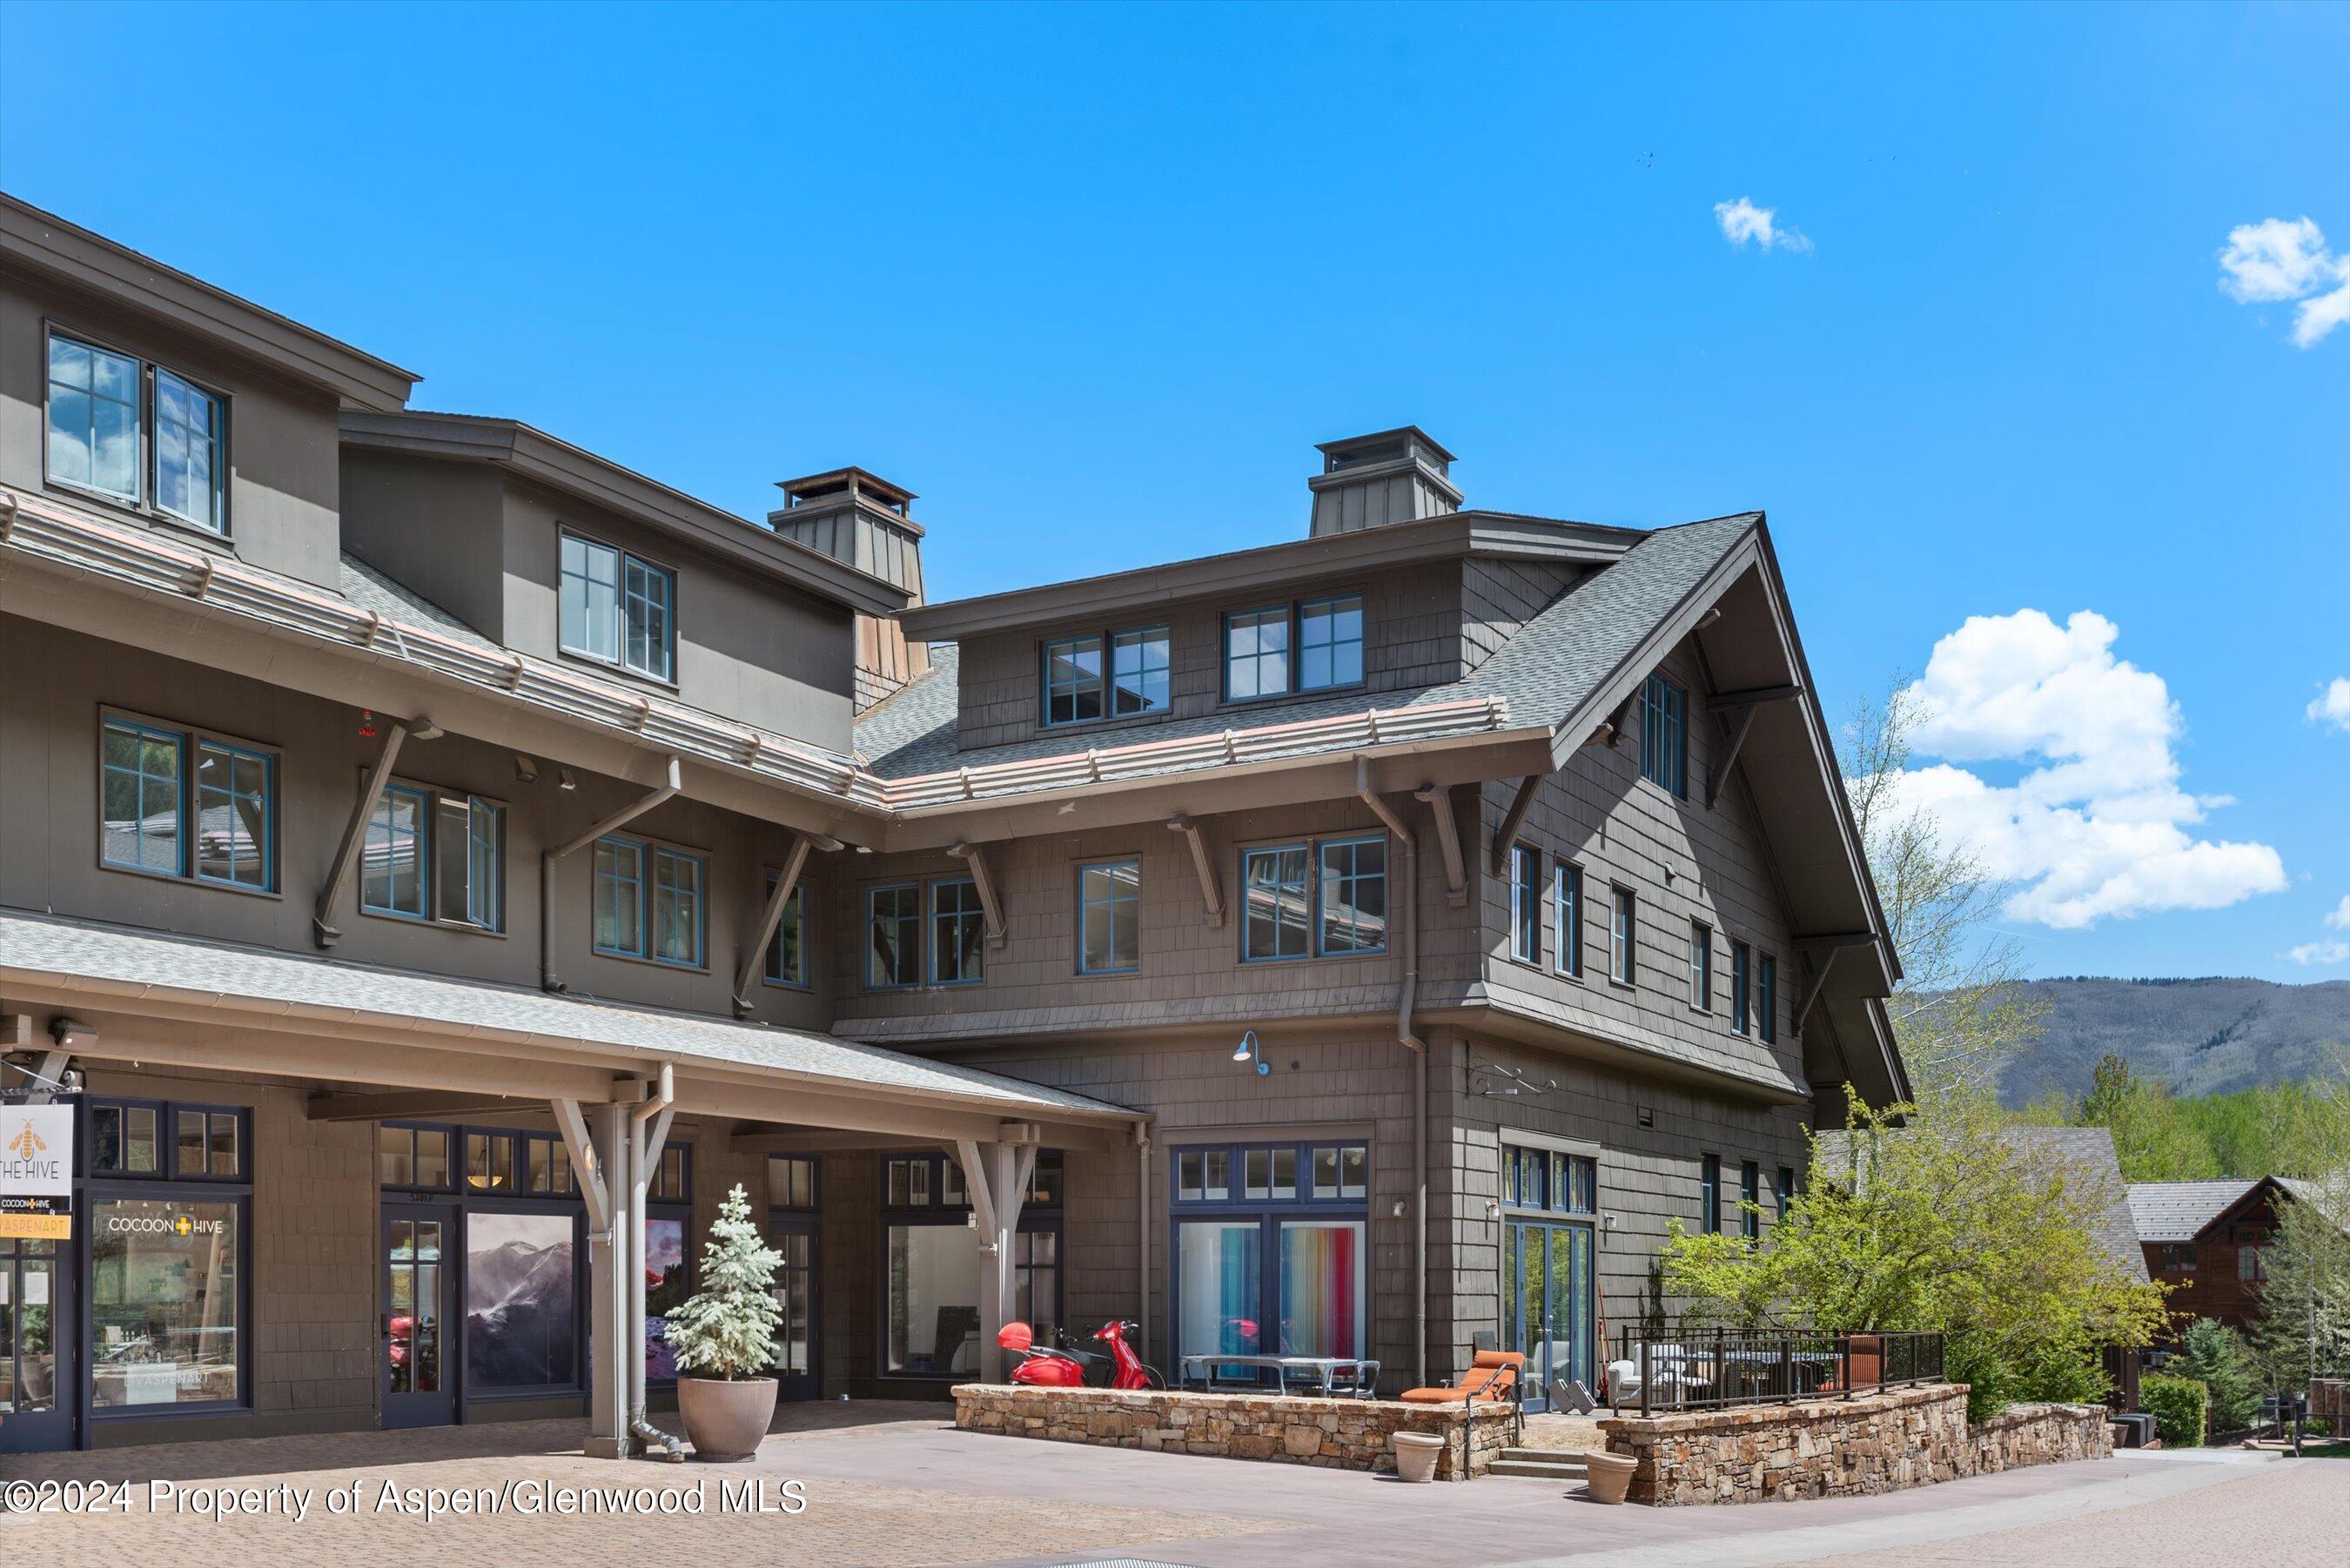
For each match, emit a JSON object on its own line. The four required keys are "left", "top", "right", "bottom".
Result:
{"left": 0, "top": 1103, "right": 73, "bottom": 1238}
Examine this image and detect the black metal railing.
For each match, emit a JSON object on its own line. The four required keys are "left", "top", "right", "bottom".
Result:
{"left": 1608, "top": 1327, "right": 1946, "bottom": 1417}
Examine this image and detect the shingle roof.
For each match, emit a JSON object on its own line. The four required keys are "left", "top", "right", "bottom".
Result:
{"left": 854, "top": 513, "right": 1758, "bottom": 781}
{"left": 2125, "top": 1180, "right": 2266, "bottom": 1243}
{"left": 0, "top": 909, "right": 1136, "bottom": 1121}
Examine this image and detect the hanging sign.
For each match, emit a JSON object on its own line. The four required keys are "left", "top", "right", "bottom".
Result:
{"left": 0, "top": 1102, "right": 73, "bottom": 1239}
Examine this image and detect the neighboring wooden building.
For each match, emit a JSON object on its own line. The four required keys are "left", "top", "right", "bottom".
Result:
{"left": 2126, "top": 1177, "right": 2306, "bottom": 1339}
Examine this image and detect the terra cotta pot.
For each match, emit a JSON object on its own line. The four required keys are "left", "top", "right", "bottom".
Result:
{"left": 1582, "top": 1450, "right": 1637, "bottom": 1504}
{"left": 676, "top": 1376, "right": 778, "bottom": 1462}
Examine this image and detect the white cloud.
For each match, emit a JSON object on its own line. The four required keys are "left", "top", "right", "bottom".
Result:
{"left": 2218, "top": 217, "right": 2350, "bottom": 347}
{"left": 1714, "top": 197, "right": 1812, "bottom": 255}
{"left": 2287, "top": 940, "right": 2350, "bottom": 967}
{"left": 1875, "top": 609, "right": 2286, "bottom": 929}
{"left": 2327, "top": 895, "right": 2350, "bottom": 931}
{"left": 2310, "top": 678, "right": 2350, "bottom": 734}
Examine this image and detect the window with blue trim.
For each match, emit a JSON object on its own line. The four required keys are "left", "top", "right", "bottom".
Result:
{"left": 1171, "top": 1140, "right": 1369, "bottom": 1374}
{"left": 1740, "top": 1160, "right": 1761, "bottom": 1243}
{"left": 1223, "top": 606, "right": 1290, "bottom": 700}
{"left": 1241, "top": 845, "right": 1308, "bottom": 961}
{"left": 1241, "top": 836, "right": 1385, "bottom": 961}
{"left": 1701, "top": 1153, "right": 1722, "bottom": 1234}
{"left": 1777, "top": 1165, "right": 1796, "bottom": 1223}
{"left": 1042, "top": 627, "right": 1170, "bottom": 727}
{"left": 1730, "top": 939, "right": 1751, "bottom": 1035}
{"left": 1316, "top": 835, "right": 1386, "bottom": 955}
{"left": 1689, "top": 921, "right": 1713, "bottom": 1011}
{"left": 1222, "top": 593, "right": 1366, "bottom": 702}
{"left": 867, "top": 883, "right": 921, "bottom": 988}
{"left": 1502, "top": 1146, "right": 1596, "bottom": 1215}
{"left": 1043, "top": 633, "right": 1104, "bottom": 726}
{"left": 1758, "top": 953, "right": 1778, "bottom": 1043}
{"left": 1078, "top": 859, "right": 1140, "bottom": 975}
{"left": 101, "top": 715, "right": 276, "bottom": 892}
{"left": 1509, "top": 844, "right": 1541, "bottom": 964}
{"left": 930, "top": 877, "right": 986, "bottom": 985}
{"left": 1554, "top": 862, "right": 1584, "bottom": 977}
{"left": 1640, "top": 673, "right": 1688, "bottom": 797}
{"left": 1297, "top": 595, "right": 1364, "bottom": 691}
{"left": 47, "top": 331, "right": 229, "bottom": 533}
{"left": 362, "top": 781, "right": 504, "bottom": 928}
{"left": 365, "top": 783, "right": 431, "bottom": 918}
{"left": 763, "top": 875, "right": 810, "bottom": 988}
{"left": 594, "top": 835, "right": 705, "bottom": 966}
{"left": 561, "top": 532, "right": 675, "bottom": 683}
{"left": 1610, "top": 884, "right": 1636, "bottom": 985}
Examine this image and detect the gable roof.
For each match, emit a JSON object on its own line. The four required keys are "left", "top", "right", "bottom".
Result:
{"left": 2126, "top": 1176, "right": 2325, "bottom": 1243}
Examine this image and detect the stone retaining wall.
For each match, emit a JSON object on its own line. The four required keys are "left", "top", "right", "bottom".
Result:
{"left": 952, "top": 1384, "right": 1515, "bottom": 1480}
{"left": 1599, "top": 1384, "right": 2112, "bottom": 1505}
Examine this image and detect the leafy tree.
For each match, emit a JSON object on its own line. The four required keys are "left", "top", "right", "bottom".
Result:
{"left": 2256, "top": 1173, "right": 2350, "bottom": 1392}
{"left": 2177, "top": 1318, "right": 2261, "bottom": 1434}
{"left": 1663, "top": 1093, "right": 2169, "bottom": 1422}
{"left": 2021, "top": 1049, "right": 2350, "bottom": 1184}
{"left": 664, "top": 1183, "right": 784, "bottom": 1380}
{"left": 1842, "top": 684, "right": 2048, "bottom": 1103}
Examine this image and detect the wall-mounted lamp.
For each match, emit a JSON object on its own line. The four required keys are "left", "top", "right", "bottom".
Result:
{"left": 1232, "top": 1029, "right": 1270, "bottom": 1077}
{"left": 514, "top": 754, "right": 540, "bottom": 784}
{"left": 558, "top": 767, "right": 578, "bottom": 792}
{"left": 1484, "top": 1199, "right": 1503, "bottom": 1222}
{"left": 1390, "top": 1199, "right": 1407, "bottom": 1219}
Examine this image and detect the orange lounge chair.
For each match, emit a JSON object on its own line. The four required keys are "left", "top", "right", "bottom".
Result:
{"left": 1399, "top": 1350, "right": 1527, "bottom": 1461}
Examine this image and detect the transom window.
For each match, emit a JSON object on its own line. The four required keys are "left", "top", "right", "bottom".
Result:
{"left": 560, "top": 532, "right": 675, "bottom": 683}
{"left": 362, "top": 781, "right": 504, "bottom": 929}
{"left": 1223, "top": 593, "right": 1364, "bottom": 701}
{"left": 46, "top": 331, "right": 227, "bottom": 533}
{"left": 1078, "top": 858, "right": 1141, "bottom": 975}
{"left": 90, "top": 1098, "right": 246, "bottom": 1182}
{"left": 763, "top": 875, "right": 812, "bottom": 988}
{"left": 100, "top": 714, "right": 275, "bottom": 893}
{"left": 594, "top": 834, "right": 705, "bottom": 968}
{"left": 1641, "top": 673, "right": 1688, "bottom": 797}
{"left": 768, "top": 1156, "right": 817, "bottom": 1210}
{"left": 1509, "top": 843, "right": 1541, "bottom": 964}
{"left": 1554, "top": 863, "right": 1584, "bottom": 977}
{"left": 1502, "top": 1145, "right": 1597, "bottom": 1215}
{"left": 1239, "top": 835, "right": 1387, "bottom": 961}
{"left": 1042, "top": 626, "right": 1170, "bottom": 726}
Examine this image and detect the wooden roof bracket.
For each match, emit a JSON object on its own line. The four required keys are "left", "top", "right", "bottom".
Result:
{"left": 1488, "top": 774, "right": 1545, "bottom": 877}
{"left": 946, "top": 839, "right": 1010, "bottom": 948}
{"left": 1166, "top": 814, "right": 1225, "bottom": 928}
{"left": 1705, "top": 684, "right": 1804, "bottom": 809}
{"left": 312, "top": 718, "right": 411, "bottom": 947}
{"left": 1793, "top": 930, "right": 1877, "bottom": 1034}
{"left": 1413, "top": 784, "right": 1468, "bottom": 907}
{"left": 733, "top": 834, "right": 815, "bottom": 1016}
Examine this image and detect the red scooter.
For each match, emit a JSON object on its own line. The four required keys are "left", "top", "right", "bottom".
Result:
{"left": 998, "top": 1319, "right": 1163, "bottom": 1390}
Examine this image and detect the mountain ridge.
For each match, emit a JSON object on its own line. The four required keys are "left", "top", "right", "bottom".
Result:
{"left": 1993, "top": 975, "right": 2349, "bottom": 1108}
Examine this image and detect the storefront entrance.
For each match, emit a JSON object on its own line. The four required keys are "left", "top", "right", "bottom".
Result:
{"left": 1502, "top": 1219, "right": 1595, "bottom": 1411}
{"left": 0, "top": 1235, "right": 72, "bottom": 1451}
{"left": 381, "top": 1201, "right": 457, "bottom": 1429}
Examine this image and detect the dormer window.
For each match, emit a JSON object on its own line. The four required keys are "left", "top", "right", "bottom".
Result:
{"left": 561, "top": 531, "right": 675, "bottom": 683}
{"left": 45, "top": 331, "right": 228, "bottom": 534}
{"left": 1042, "top": 626, "right": 1169, "bottom": 727}
{"left": 1223, "top": 592, "right": 1363, "bottom": 702}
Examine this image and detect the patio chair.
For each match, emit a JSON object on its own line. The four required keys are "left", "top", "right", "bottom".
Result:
{"left": 1399, "top": 1350, "right": 1527, "bottom": 1463}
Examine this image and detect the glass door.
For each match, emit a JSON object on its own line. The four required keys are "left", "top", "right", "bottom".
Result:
{"left": 382, "top": 1202, "right": 456, "bottom": 1428}
{"left": 0, "top": 1236, "right": 72, "bottom": 1451}
{"left": 769, "top": 1219, "right": 818, "bottom": 1401}
{"left": 1504, "top": 1220, "right": 1595, "bottom": 1411}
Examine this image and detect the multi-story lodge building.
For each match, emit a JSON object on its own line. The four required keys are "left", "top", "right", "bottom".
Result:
{"left": 0, "top": 192, "right": 1905, "bottom": 1455}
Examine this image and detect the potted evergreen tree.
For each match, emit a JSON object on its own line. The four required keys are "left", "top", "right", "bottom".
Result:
{"left": 666, "top": 1183, "right": 786, "bottom": 1461}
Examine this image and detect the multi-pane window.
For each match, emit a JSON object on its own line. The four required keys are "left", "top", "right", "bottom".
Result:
{"left": 867, "top": 884, "right": 922, "bottom": 988}
{"left": 1730, "top": 940, "right": 1752, "bottom": 1035}
{"left": 1554, "top": 863, "right": 1584, "bottom": 977}
{"left": 1701, "top": 1154, "right": 1722, "bottom": 1234}
{"left": 1241, "top": 836, "right": 1386, "bottom": 961}
{"left": 1502, "top": 1146, "right": 1597, "bottom": 1215}
{"left": 91, "top": 1099, "right": 245, "bottom": 1182}
{"left": 466, "top": 1130, "right": 518, "bottom": 1191}
{"left": 1172, "top": 1140, "right": 1370, "bottom": 1373}
{"left": 100, "top": 716, "right": 275, "bottom": 892}
{"left": 521, "top": 1134, "right": 577, "bottom": 1195}
{"left": 1078, "top": 858, "right": 1140, "bottom": 975}
{"left": 1311, "top": 1144, "right": 1369, "bottom": 1200}
{"left": 763, "top": 876, "right": 811, "bottom": 988}
{"left": 1741, "top": 1161, "right": 1761, "bottom": 1243}
{"left": 1243, "top": 1147, "right": 1298, "bottom": 1201}
{"left": 768, "top": 1156, "right": 817, "bottom": 1210}
{"left": 1042, "top": 627, "right": 1171, "bottom": 727}
{"left": 375, "top": 1124, "right": 453, "bottom": 1189}
{"left": 1641, "top": 673, "right": 1688, "bottom": 797}
{"left": 652, "top": 1143, "right": 691, "bottom": 1202}
{"left": 560, "top": 533, "right": 675, "bottom": 683}
{"left": 46, "top": 332, "right": 226, "bottom": 532}
{"left": 1758, "top": 953, "right": 1778, "bottom": 1044}
{"left": 1689, "top": 921, "right": 1713, "bottom": 1011}
{"left": 884, "top": 1151, "right": 1062, "bottom": 1375}
{"left": 930, "top": 877, "right": 987, "bottom": 986}
{"left": 1610, "top": 886, "right": 1636, "bottom": 984}
{"left": 594, "top": 835, "right": 704, "bottom": 967}
{"left": 362, "top": 781, "right": 503, "bottom": 928}
{"left": 1509, "top": 844, "right": 1541, "bottom": 964}
{"left": 1223, "top": 594, "right": 1365, "bottom": 700}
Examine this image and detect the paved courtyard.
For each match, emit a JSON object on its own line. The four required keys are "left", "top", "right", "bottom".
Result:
{"left": 2, "top": 1403, "right": 2341, "bottom": 1566}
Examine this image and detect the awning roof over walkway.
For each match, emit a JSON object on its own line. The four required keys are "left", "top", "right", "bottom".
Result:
{"left": 0, "top": 909, "right": 1143, "bottom": 1149}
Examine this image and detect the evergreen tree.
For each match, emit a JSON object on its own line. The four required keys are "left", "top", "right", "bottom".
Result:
{"left": 2176, "top": 1317, "right": 2261, "bottom": 1434}
{"left": 664, "top": 1183, "right": 784, "bottom": 1380}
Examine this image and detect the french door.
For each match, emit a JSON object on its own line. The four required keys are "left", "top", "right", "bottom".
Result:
{"left": 769, "top": 1218, "right": 819, "bottom": 1401}
{"left": 381, "top": 1202, "right": 458, "bottom": 1428}
{"left": 0, "top": 1235, "right": 72, "bottom": 1451}
{"left": 1503, "top": 1219, "right": 1595, "bottom": 1411}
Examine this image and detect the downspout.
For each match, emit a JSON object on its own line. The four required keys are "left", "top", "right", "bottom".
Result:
{"left": 542, "top": 756, "right": 683, "bottom": 993}
{"left": 1356, "top": 757, "right": 1427, "bottom": 1386}
{"left": 628, "top": 1062, "right": 684, "bottom": 1459}
{"left": 1136, "top": 1125, "right": 1153, "bottom": 1364}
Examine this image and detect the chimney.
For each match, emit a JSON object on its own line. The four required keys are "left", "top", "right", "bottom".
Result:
{"left": 769, "top": 467, "right": 928, "bottom": 714}
{"left": 1307, "top": 426, "right": 1460, "bottom": 538}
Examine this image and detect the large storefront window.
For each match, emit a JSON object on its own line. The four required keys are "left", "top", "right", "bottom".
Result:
{"left": 91, "top": 1197, "right": 242, "bottom": 1409}
{"left": 1170, "top": 1140, "right": 1368, "bottom": 1374}
{"left": 645, "top": 1216, "right": 688, "bottom": 1382}
{"left": 883, "top": 1151, "right": 1061, "bottom": 1377}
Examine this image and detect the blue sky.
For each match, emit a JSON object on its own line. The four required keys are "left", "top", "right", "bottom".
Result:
{"left": 2, "top": 2, "right": 2343, "bottom": 982}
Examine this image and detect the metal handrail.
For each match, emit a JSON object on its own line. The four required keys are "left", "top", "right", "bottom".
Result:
{"left": 1611, "top": 1327, "right": 1946, "bottom": 1417}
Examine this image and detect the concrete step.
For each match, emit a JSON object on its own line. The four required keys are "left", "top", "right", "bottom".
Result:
{"left": 1489, "top": 1454, "right": 1590, "bottom": 1480}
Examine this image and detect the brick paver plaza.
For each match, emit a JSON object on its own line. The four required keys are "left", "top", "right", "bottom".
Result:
{"left": 2, "top": 1401, "right": 2340, "bottom": 1565}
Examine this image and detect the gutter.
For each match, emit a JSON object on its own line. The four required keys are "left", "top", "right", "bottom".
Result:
{"left": 1355, "top": 756, "right": 1428, "bottom": 1385}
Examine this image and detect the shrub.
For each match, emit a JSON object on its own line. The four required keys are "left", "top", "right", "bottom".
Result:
{"left": 664, "top": 1183, "right": 783, "bottom": 1380}
{"left": 2177, "top": 1318, "right": 2262, "bottom": 1435}
{"left": 2142, "top": 1372, "right": 2209, "bottom": 1448}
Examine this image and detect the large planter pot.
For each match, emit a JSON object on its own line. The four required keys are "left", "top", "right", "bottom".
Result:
{"left": 1583, "top": 1451, "right": 1637, "bottom": 1504}
{"left": 1393, "top": 1431, "right": 1446, "bottom": 1484}
{"left": 676, "top": 1376, "right": 778, "bottom": 1462}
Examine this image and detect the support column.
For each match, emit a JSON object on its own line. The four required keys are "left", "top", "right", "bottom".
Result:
{"left": 585, "top": 1102, "right": 632, "bottom": 1459}
{"left": 955, "top": 1136, "right": 1033, "bottom": 1382}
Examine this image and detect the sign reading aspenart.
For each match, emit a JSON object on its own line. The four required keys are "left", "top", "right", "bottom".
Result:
{"left": 0, "top": 1102, "right": 75, "bottom": 1239}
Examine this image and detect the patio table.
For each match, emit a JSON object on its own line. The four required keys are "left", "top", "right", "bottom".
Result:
{"left": 1178, "top": 1354, "right": 1382, "bottom": 1397}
